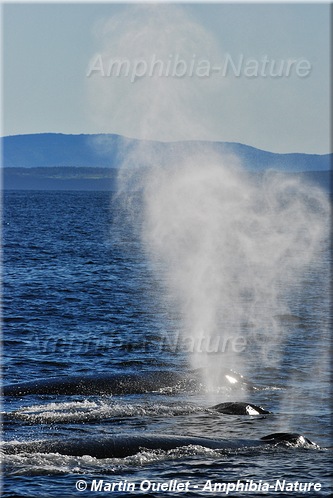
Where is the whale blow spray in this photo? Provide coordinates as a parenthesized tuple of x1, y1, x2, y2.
(87, 5, 329, 395)
(122, 145, 328, 393)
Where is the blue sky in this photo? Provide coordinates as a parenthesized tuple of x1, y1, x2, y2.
(2, 2, 331, 154)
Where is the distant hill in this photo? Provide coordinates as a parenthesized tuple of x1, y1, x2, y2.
(2, 133, 331, 190)
(2, 134, 122, 169)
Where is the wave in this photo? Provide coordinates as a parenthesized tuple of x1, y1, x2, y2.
(3, 399, 202, 424)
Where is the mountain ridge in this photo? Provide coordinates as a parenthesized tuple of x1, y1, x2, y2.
(2, 133, 331, 191)
(2, 133, 331, 172)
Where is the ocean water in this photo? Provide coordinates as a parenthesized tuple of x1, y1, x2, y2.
(2, 190, 332, 497)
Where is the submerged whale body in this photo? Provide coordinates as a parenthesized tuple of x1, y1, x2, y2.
(3, 369, 254, 397)
(3, 371, 188, 397)
(211, 402, 272, 415)
(2, 432, 318, 459)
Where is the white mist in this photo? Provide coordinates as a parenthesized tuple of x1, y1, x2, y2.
(136, 147, 329, 394)
(88, 5, 330, 398)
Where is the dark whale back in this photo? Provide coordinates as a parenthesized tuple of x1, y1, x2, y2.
(261, 433, 315, 446)
(2, 432, 318, 459)
(3, 371, 187, 397)
(212, 402, 272, 415)
(3, 369, 256, 397)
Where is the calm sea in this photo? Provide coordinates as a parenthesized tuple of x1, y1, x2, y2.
(2, 190, 332, 497)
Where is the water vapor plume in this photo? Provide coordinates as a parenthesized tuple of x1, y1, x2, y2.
(87, 5, 330, 397)
(86, 4, 222, 141)
(138, 148, 329, 393)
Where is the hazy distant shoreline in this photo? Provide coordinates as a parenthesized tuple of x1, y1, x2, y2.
(2, 133, 331, 191)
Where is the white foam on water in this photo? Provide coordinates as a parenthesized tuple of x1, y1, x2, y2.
(5, 399, 203, 424)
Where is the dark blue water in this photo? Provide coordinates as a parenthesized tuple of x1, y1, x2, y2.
(2, 190, 332, 497)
